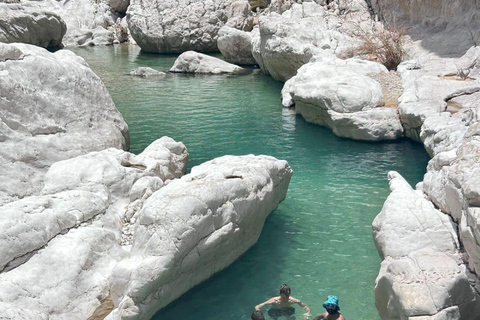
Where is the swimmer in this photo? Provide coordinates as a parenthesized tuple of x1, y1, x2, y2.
(255, 284, 311, 320)
(313, 295, 345, 320)
(251, 310, 266, 320)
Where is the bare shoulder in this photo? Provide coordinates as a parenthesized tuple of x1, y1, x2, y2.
(339, 315, 346, 320)
(289, 296, 301, 303)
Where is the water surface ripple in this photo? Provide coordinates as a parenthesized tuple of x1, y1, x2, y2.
(71, 45, 430, 320)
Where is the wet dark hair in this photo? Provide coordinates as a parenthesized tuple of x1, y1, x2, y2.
(251, 310, 265, 320)
(279, 284, 291, 296)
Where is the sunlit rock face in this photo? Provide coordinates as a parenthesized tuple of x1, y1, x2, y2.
(373, 171, 480, 320)
(282, 55, 403, 141)
(396, 59, 480, 151)
(126, 0, 254, 53)
(0, 140, 291, 320)
(0, 43, 129, 205)
(0, 137, 188, 320)
(169, 50, 246, 74)
(107, 155, 292, 320)
(251, 1, 368, 82)
(16, 0, 130, 46)
(0, 2, 66, 48)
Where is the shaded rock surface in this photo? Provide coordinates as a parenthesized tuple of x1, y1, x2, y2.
(0, 43, 129, 205)
(169, 51, 246, 74)
(282, 55, 403, 141)
(106, 154, 292, 320)
(372, 0, 480, 57)
(0, 137, 188, 320)
(0, 2, 66, 48)
(217, 25, 256, 65)
(126, 0, 254, 53)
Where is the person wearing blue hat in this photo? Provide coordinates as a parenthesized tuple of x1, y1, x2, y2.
(313, 295, 345, 320)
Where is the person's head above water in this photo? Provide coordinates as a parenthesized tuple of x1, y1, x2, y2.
(279, 284, 291, 298)
(322, 295, 340, 315)
(251, 310, 265, 320)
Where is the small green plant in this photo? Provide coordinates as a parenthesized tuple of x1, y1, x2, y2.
(354, 23, 407, 71)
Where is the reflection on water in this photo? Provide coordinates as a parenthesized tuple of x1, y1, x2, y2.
(70, 45, 431, 320)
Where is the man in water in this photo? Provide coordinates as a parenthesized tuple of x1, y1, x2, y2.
(251, 310, 266, 320)
(313, 295, 345, 320)
(255, 284, 311, 320)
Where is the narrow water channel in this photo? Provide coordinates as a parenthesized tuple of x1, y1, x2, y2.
(70, 44, 430, 320)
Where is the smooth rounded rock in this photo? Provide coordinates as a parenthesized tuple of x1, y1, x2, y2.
(107, 155, 293, 320)
(169, 51, 247, 74)
(0, 43, 129, 205)
(217, 26, 256, 65)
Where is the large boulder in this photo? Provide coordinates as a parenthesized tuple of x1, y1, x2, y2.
(373, 171, 480, 320)
(0, 43, 129, 205)
(252, 1, 362, 82)
(169, 51, 246, 74)
(26, 0, 127, 46)
(217, 25, 256, 65)
(282, 55, 403, 141)
(0, 137, 188, 320)
(107, 155, 292, 320)
(126, 0, 254, 53)
(0, 2, 66, 48)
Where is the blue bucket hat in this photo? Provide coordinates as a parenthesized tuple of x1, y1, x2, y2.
(322, 295, 340, 311)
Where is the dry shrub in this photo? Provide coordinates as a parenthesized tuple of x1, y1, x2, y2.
(355, 24, 407, 71)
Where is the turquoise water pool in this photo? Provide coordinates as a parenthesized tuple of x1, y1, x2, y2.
(71, 45, 430, 320)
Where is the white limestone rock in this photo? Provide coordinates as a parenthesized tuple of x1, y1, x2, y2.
(423, 122, 480, 218)
(42, 137, 188, 197)
(0, 137, 188, 320)
(415, 119, 480, 300)
(0, 226, 123, 320)
(282, 56, 403, 141)
(107, 155, 292, 320)
(126, 0, 254, 53)
(130, 67, 166, 77)
(28, 0, 125, 46)
(455, 46, 480, 80)
(372, 171, 480, 320)
(217, 26, 256, 65)
(70, 26, 115, 47)
(129, 176, 164, 202)
(0, 189, 109, 272)
(0, 2, 66, 48)
(251, 2, 362, 81)
(0, 43, 129, 205)
(420, 105, 479, 157)
(169, 51, 247, 74)
(397, 58, 480, 151)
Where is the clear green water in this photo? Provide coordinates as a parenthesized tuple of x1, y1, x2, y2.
(70, 45, 430, 320)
